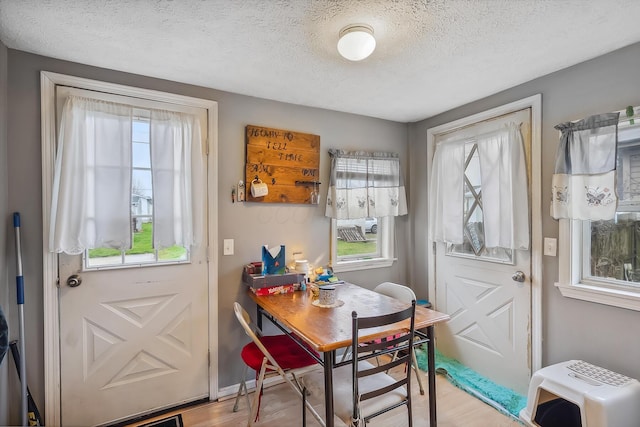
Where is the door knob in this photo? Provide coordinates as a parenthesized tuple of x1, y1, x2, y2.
(512, 271, 525, 283)
(67, 274, 82, 288)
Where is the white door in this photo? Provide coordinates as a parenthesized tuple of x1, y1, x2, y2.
(433, 108, 533, 395)
(58, 253, 209, 426)
(55, 87, 210, 426)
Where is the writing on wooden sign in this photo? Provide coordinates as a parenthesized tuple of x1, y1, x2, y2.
(245, 125, 321, 204)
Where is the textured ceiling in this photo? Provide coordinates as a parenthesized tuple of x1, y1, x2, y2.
(2, 0, 640, 122)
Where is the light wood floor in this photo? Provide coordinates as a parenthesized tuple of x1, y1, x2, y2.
(126, 368, 523, 427)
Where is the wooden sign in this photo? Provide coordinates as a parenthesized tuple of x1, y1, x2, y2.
(245, 125, 320, 204)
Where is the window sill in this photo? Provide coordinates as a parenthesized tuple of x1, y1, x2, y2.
(332, 258, 395, 273)
(555, 281, 640, 312)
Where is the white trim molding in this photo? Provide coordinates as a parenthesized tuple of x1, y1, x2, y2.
(40, 71, 219, 426)
(555, 281, 640, 311)
(426, 94, 543, 377)
(40, 71, 61, 427)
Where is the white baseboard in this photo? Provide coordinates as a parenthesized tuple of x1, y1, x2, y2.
(217, 375, 288, 401)
(217, 349, 347, 402)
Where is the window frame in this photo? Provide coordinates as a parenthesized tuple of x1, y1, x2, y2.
(556, 107, 640, 311)
(330, 216, 395, 272)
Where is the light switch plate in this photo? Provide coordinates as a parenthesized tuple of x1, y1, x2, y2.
(223, 239, 234, 255)
(544, 237, 557, 257)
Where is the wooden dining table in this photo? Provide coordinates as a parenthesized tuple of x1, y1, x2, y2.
(248, 282, 450, 427)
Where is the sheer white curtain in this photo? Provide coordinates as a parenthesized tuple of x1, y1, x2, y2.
(551, 112, 620, 220)
(50, 96, 132, 254)
(150, 110, 204, 249)
(477, 123, 529, 250)
(429, 123, 529, 250)
(428, 140, 465, 244)
(50, 95, 204, 254)
(325, 150, 407, 219)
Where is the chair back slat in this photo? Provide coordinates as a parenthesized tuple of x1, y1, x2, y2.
(356, 334, 410, 355)
(357, 355, 409, 378)
(355, 304, 414, 329)
(360, 377, 409, 401)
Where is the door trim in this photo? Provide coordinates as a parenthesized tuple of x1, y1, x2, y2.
(40, 71, 219, 427)
(426, 94, 542, 377)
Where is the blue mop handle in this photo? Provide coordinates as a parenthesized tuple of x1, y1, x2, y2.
(14, 213, 24, 305)
(13, 212, 27, 426)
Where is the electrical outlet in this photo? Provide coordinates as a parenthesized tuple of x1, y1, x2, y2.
(223, 239, 234, 255)
(544, 237, 557, 257)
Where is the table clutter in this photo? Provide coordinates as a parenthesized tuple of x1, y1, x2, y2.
(242, 262, 344, 295)
(242, 245, 344, 297)
(242, 263, 306, 295)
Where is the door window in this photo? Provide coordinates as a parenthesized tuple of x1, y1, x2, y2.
(448, 141, 513, 263)
(86, 116, 188, 268)
(52, 87, 206, 270)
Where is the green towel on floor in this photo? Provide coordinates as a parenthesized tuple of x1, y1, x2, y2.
(414, 346, 527, 420)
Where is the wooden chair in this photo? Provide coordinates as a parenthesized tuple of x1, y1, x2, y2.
(232, 302, 324, 426)
(305, 301, 416, 426)
(339, 282, 425, 395)
(373, 282, 426, 395)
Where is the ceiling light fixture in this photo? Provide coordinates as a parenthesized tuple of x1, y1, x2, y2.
(337, 24, 376, 61)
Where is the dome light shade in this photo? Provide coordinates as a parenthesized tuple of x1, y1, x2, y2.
(337, 25, 376, 61)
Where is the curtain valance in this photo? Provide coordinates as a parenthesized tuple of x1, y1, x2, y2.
(324, 149, 407, 219)
(551, 112, 620, 220)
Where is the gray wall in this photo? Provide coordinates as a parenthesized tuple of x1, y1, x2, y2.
(409, 42, 640, 378)
(0, 39, 10, 425)
(4, 49, 409, 420)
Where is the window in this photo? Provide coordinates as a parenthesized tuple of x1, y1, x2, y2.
(336, 217, 379, 260)
(447, 141, 513, 263)
(50, 86, 207, 270)
(326, 150, 406, 272)
(332, 216, 394, 271)
(85, 115, 188, 268)
(557, 107, 640, 311)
